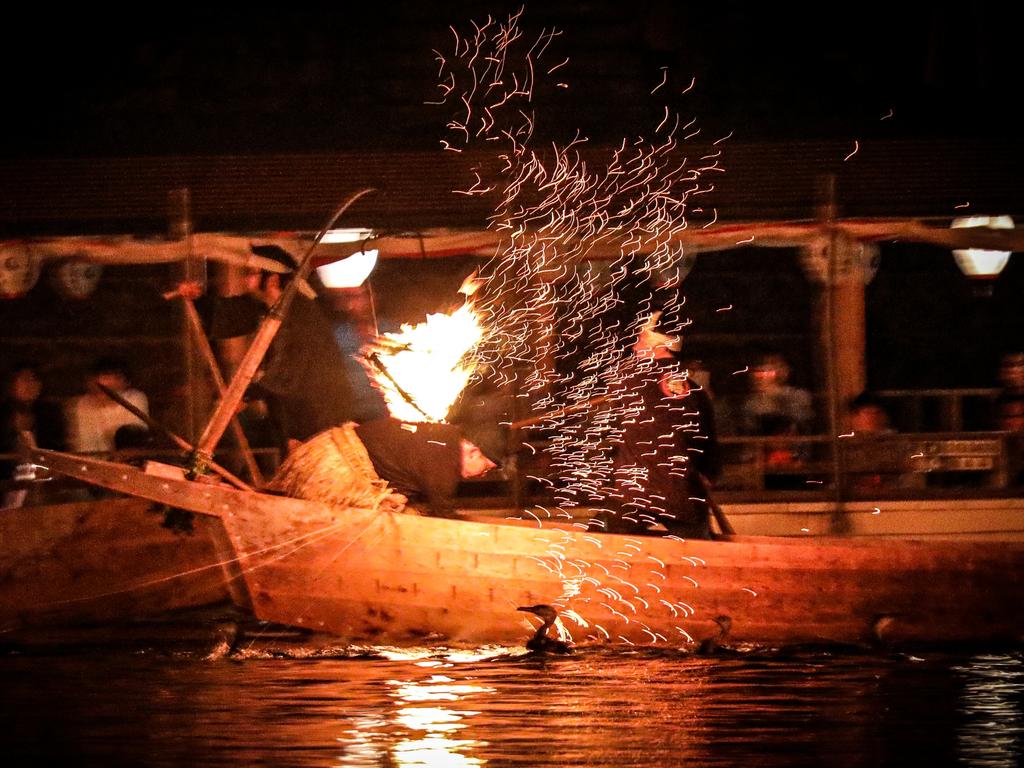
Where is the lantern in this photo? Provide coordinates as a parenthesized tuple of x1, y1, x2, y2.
(50, 259, 103, 300)
(951, 215, 1015, 278)
(0, 244, 42, 299)
(316, 249, 379, 289)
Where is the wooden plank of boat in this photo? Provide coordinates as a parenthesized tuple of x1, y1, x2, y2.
(33, 448, 1024, 649)
(0, 497, 234, 634)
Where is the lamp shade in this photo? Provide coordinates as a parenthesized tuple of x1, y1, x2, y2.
(0, 244, 42, 299)
(951, 215, 1014, 278)
(316, 249, 379, 288)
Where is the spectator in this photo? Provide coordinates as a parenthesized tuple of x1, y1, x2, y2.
(741, 353, 814, 436)
(1, 363, 67, 508)
(998, 352, 1024, 398)
(740, 353, 814, 488)
(848, 392, 895, 436)
(66, 357, 149, 453)
(843, 392, 912, 493)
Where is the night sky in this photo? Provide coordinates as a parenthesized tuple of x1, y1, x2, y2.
(2, 2, 1019, 157)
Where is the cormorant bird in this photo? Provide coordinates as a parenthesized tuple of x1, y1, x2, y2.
(696, 615, 733, 656)
(517, 604, 574, 654)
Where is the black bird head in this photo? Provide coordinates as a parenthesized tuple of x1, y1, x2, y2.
(517, 604, 559, 624)
(517, 604, 573, 654)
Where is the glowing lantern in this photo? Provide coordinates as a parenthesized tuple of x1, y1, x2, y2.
(316, 249, 378, 288)
(951, 215, 1014, 278)
(50, 259, 103, 300)
(0, 244, 42, 299)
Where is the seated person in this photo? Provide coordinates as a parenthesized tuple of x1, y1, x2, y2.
(843, 393, 911, 492)
(1, 363, 67, 509)
(741, 353, 814, 438)
(998, 352, 1024, 399)
(266, 416, 505, 518)
(848, 392, 894, 436)
(740, 354, 814, 488)
(66, 358, 149, 454)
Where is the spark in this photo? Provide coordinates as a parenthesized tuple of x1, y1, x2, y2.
(651, 67, 668, 94)
(438, 8, 721, 568)
(675, 627, 695, 642)
(844, 140, 860, 161)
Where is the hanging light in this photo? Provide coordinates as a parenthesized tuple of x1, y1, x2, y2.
(320, 228, 374, 244)
(316, 249, 379, 288)
(0, 243, 42, 299)
(951, 215, 1014, 278)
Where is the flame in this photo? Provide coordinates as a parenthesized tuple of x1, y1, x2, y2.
(362, 303, 484, 422)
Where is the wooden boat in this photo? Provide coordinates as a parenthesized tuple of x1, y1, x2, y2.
(33, 447, 1024, 649)
(0, 496, 239, 635)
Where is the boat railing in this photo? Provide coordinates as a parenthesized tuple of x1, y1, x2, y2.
(872, 388, 1001, 432)
(1, 446, 281, 507)
(484, 429, 1024, 508)
(6, 428, 1021, 510)
(714, 432, 1017, 495)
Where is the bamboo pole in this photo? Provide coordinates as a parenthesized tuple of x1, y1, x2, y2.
(179, 297, 264, 486)
(96, 383, 252, 492)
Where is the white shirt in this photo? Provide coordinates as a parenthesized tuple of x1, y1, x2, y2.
(67, 388, 149, 453)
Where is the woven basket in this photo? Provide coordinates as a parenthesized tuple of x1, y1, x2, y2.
(266, 424, 394, 511)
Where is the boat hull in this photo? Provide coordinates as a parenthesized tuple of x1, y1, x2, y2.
(0, 497, 235, 633)
(34, 449, 1024, 648)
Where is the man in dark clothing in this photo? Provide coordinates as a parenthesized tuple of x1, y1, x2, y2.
(176, 245, 370, 446)
(1, 363, 67, 506)
(267, 415, 503, 517)
(354, 417, 500, 518)
(594, 313, 721, 538)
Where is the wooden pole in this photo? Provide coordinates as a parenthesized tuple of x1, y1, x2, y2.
(180, 297, 265, 486)
(96, 383, 252, 492)
(189, 189, 375, 476)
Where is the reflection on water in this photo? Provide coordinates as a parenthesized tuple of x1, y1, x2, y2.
(2, 638, 1023, 767)
(956, 654, 1024, 767)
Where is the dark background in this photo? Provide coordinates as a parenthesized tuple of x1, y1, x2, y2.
(2, 2, 1018, 156)
(2, 2, 1021, 406)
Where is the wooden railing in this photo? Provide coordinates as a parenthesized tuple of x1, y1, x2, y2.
(715, 432, 1016, 495)
(873, 388, 1000, 432)
(6, 422, 1020, 511)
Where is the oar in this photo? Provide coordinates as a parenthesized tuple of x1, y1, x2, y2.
(698, 472, 735, 537)
(96, 383, 253, 492)
(189, 188, 376, 475)
(707, 495, 735, 537)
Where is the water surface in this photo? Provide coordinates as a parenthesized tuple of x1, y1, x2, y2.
(3, 630, 1022, 766)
